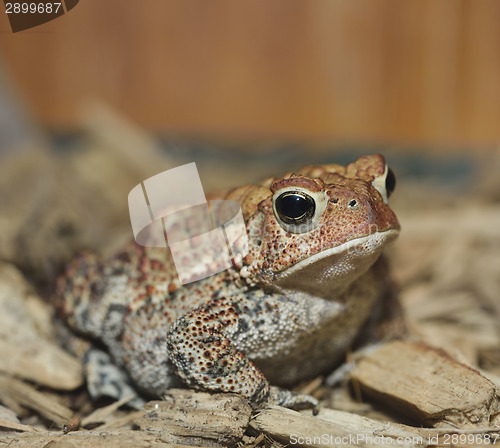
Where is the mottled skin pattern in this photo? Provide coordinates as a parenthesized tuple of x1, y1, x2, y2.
(56, 154, 402, 411)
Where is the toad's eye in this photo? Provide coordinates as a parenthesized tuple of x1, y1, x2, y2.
(385, 167, 396, 197)
(275, 191, 316, 225)
(372, 164, 396, 204)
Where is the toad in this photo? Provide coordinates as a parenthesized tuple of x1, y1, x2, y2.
(57, 154, 402, 411)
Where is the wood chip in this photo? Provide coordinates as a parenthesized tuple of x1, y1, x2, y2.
(0, 419, 40, 433)
(0, 263, 83, 390)
(0, 404, 19, 424)
(0, 376, 73, 427)
(350, 340, 500, 428)
(134, 389, 252, 447)
(253, 405, 500, 448)
(252, 405, 425, 448)
(81, 395, 139, 428)
(0, 429, 200, 448)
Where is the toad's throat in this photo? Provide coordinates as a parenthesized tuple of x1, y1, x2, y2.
(270, 230, 399, 299)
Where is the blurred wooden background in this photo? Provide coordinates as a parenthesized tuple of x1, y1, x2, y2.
(1, 0, 500, 146)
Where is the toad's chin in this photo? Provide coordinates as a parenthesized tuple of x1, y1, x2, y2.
(270, 229, 399, 299)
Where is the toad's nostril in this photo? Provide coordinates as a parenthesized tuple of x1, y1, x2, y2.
(348, 199, 358, 208)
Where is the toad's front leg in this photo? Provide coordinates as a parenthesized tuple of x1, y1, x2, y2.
(166, 296, 319, 411)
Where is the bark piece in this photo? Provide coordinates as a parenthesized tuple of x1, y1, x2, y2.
(0, 376, 73, 427)
(252, 405, 426, 448)
(80, 395, 140, 429)
(0, 429, 196, 448)
(0, 419, 39, 433)
(0, 263, 83, 390)
(350, 340, 500, 428)
(135, 389, 252, 447)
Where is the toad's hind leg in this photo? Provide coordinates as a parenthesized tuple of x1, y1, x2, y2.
(55, 319, 144, 408)
(84, 348, 145, 408)
(118, 306, 185, 398)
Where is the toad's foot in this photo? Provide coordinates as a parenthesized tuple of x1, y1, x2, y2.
(268, 386, 319, 414)
(84, 348, 145, 409)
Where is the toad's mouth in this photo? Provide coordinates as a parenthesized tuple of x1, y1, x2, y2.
(270, 229, 399, 299)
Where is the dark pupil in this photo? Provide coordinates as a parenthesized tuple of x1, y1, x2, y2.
(276, 192, 315, 224)
(386, 168, 396, 196)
